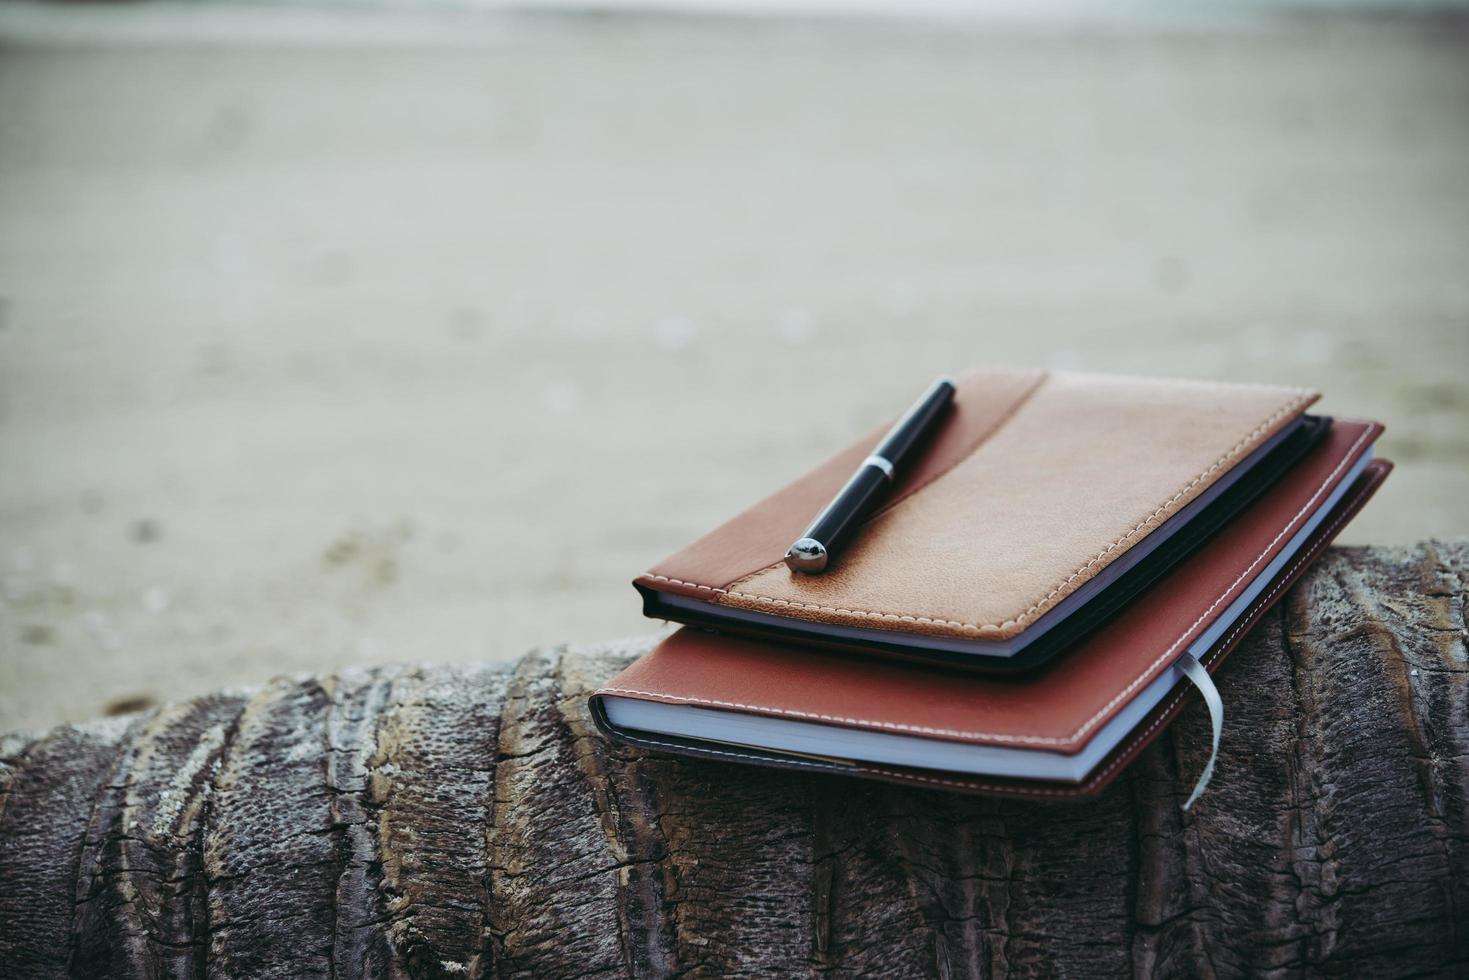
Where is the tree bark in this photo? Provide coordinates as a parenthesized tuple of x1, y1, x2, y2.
(1, 542, 1466, 979)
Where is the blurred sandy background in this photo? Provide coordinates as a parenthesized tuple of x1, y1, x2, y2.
(1, 2, 1466, 732)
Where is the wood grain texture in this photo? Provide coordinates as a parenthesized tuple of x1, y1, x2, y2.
(1, 542, 1465, 979)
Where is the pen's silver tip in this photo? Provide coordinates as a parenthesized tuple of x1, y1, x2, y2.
(785, 538, 829, 574)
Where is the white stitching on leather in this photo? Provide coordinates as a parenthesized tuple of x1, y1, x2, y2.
(648, 389, 1317, 633)
(608, 425, 1375, 746)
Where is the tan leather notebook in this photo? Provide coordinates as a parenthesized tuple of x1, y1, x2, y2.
(636, 369, 1326, 671)
(595, 419, 1389, 798)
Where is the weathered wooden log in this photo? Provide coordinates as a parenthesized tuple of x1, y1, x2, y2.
(1, 542, 1465, 979)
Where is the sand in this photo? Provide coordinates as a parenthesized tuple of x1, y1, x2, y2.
(1, 4, 1466, 732)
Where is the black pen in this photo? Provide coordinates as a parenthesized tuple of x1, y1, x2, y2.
(785, 376, 956, 574)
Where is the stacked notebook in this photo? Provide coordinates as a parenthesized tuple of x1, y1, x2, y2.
(591, 370, 1390, 800)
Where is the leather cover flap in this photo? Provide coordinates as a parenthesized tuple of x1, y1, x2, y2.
(639, 370, 1318, 642)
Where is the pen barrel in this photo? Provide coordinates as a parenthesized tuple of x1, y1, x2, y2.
(799, 465, 892, 558)
(875, 377, 956, 464)
(786, 376, 956, 573)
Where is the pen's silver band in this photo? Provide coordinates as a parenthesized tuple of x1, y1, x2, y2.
(862, 454, 895, 480)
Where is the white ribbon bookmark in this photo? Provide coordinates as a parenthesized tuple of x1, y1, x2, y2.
(1176, 655, 1223, 811)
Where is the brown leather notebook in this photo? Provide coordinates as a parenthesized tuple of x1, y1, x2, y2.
(595, 415, 1389, 797)
(634, 370, 1331, 671)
